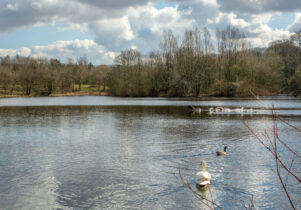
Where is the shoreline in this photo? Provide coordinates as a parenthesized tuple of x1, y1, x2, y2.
(0, 91, 110, 99)
(0, 93, 298, 99)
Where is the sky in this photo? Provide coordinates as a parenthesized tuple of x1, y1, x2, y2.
(0, 0, 300, 65)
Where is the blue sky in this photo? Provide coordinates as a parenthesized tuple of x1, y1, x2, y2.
(0, 0, 300, 64)
(0, 24, 93, 49)
(154, 0, 176, 9)
(268, 13, 296, 30)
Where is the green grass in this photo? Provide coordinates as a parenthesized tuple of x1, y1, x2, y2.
(0, 83, 111, 96)
(73, 84, 109, 92)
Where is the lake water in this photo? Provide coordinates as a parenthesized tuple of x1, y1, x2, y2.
(0, 96, 300, 209)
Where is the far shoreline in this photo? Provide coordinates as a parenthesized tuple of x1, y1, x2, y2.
(0, 92, 299, 99)
(0, 91, 110, 99)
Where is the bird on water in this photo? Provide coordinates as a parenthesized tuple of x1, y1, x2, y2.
(188, 105, 202, 114)
(216, 146, 227, 156)
(196, 160, 211, 187)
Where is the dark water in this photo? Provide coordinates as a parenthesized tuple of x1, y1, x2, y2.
(0, 97, 300, 209)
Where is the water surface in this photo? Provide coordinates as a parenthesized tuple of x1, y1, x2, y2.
(0, 97, 300, 209)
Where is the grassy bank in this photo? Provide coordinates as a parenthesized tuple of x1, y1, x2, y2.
(0, 84, 110, 98)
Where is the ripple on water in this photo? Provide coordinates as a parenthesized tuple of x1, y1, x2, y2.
(0, 100, 300, 209)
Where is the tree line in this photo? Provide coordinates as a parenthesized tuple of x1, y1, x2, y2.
(0, 25, 301, 97)
(110, 26, 301, 97)
(0, 56, 110, 96)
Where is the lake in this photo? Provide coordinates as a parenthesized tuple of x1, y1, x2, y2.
(0, 96, 300, 209)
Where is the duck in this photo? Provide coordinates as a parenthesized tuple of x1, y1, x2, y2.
(196, 160, 211, 187)
(216, 146, 227, 156)
(188, 106, 201, 114)
(208, 107, 214, 115)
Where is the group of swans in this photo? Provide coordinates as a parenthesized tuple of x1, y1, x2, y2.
(209, 106, 245, 115)
(189, 106, 254, 115)
(196, 146, 227, 188)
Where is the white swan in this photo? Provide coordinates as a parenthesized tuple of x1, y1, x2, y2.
(234, 107, 244, 113)
(196, 160, 211, 186)
(223, 107, 231, 113)
(215, 107, 224, 112)
(188, 106, 202, 114)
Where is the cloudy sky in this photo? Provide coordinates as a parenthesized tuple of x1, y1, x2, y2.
(0, 0, 300, 64)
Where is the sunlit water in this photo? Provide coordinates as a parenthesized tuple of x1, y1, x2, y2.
(0, 96, 300, 209)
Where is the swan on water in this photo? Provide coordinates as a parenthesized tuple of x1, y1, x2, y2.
(234, 107, 244, 113)
(188, 106, 201, 114)
(215, 107, 224, 112)
(196, 160, 211, 187)
(223, 107, 231, 113)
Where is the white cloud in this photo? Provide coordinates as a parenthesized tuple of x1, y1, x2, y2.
(88, 3, 195, 52)
(0, 0, 156, 33)
(6, 3, 19, 11)
(93, 16, 134, 40)
(0, 48, 31, 57)
(210, 12, 249, 28)
(207, 11, 291, 47)
(0, 0, 298, 63)
(32, 40, 117, 64)
(0, 40, 117, 65)
(74, 0, 156, 9)
(199, 0, 218, 7)
(216, 0, 301, 14)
